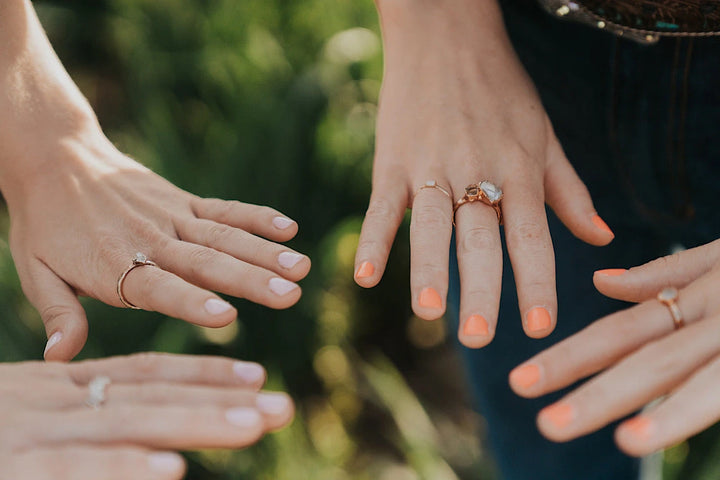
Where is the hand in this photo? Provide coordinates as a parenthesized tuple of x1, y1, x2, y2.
(354, 0, 614, 348)
(509, 239, 720, 456)
(0, 352, 294, 479)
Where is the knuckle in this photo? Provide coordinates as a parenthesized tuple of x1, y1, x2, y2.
(204, 223, 234, 246)
(412, 205, 451, 230)
(128, 352, 164, 376)
(366, 198, 401, 223)
(40, 304, 77, 326)
(357, 239, 388, 257)
(508, 221, 549, 245)
(459, 226, 498, 253)
(187, 247, 219, 277)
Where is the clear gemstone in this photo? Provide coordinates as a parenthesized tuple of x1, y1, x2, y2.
(134, 252, 147, 263)
(479, 181, 503, 203)
(657, 287, 678, 302)
(425, 180, 436, 187)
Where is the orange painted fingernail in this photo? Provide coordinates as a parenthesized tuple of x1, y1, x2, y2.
(418, 287, 443, 309)
(526, 307, 552, 332)
(592, 214, 615, 238)
(509, 363, 541, 389)
(621, 416, 655, 440)
(463, 315, 489, 336)
(540, 402, 575, 429)
(355, 261, 375, 279)
(595, 268, 627, 276)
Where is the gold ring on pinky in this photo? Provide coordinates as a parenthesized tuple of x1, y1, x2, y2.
(117, 252, 157, 310)
(657, 286, 685, 330)
(453, 181, 504, 226)
(414, 180, 451, 200)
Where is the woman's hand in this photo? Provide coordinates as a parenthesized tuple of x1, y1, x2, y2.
(0, 352, 293, 479)
(354, 0, 613, 348)
(509, 239, 720, 456)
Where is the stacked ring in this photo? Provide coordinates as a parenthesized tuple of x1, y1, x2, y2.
(453, 181, 504, 225)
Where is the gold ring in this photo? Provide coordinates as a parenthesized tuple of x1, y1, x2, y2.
(414, 180, 451, 200)
(657, 287, 684, 330)
(117, 252, 157, 309)
(452, 181, 503, 225)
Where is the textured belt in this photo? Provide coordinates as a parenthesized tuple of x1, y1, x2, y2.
(538, 0, 720, 44)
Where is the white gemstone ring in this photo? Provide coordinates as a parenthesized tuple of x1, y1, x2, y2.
(657, 286, 685, 330)
(85, 375, 111, 410)
(116, 252, 158, 310)
(414, 180, 451, 201)
(453, 181, 504, 226)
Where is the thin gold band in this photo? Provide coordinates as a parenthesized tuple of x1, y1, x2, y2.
(117, 253, 157, 310)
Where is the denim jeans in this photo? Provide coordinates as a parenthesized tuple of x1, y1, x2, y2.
(448, 1, 720, 479)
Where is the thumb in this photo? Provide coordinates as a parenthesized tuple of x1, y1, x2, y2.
(21, 260, 88, 361)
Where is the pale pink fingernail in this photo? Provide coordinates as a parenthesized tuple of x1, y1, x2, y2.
(44, 332, 62, 357)
(278, 252, 303, 269)
(273, 216, 295, 230)
(225, 407, 262, 427)
(256, 393, 291, 415)
(148, 452, 184, 473)
(204, 298, 234, 315)
(269, 277, 299, 296)
(233, 361, 265, 384)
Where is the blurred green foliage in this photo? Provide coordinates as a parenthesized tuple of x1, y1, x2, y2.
(0, 1, 717, 479)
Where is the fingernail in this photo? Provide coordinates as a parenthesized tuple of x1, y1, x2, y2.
(621, 416, 655, 440)
(269, 277, 299, 296)
(273, 216, 295, 230)
(225, 407, 262, 427)
(233, 361, 265, 384)
(44, 332, 62, 357)
(256, 393, 291, 415)
(278, 252, 304, 269)
(595, 268, 627, 277)
(592, 214, 615, 238)
(463, 315, 489, 336)
(418, 287, 443, 309)
(355, 261, 375, 279)
(204, 298, 234, 315)
(526, 307, 552, 332)
(540, 402, 575, 429)
(148, 452, 184, 473)
(510, 363, 541, 389)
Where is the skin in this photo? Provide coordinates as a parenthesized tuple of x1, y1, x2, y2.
(355, 0, 614, 348)
(0, 0, 310, 361)
(509, 239, 720, 456)
(0, 352, 294, 479)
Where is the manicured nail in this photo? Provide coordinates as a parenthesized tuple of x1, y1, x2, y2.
(273, 216, 295, 230)
(621, 416, 655, 440)
(355, 261, 375, 279)
(510, 363, 541, 389)
(44, 332, 62, 357)
(278, 252, 303, 269)
(256, 393, 291, 415)
(269, 277, 299, 296)
(540, 402, 575, 429)
(204, 298, 234, 315)
(526, 307, 552, 332)
(595, 268, 627, 277)
(225, 407, 262, 427)
(592, 214, 615, 238)
(463, 315, 489, 336)
(148, 452, 184, 473)
(233, 361, 265, 384)
(418, 287, 443, 309)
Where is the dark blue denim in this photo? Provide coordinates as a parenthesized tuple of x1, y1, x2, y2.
(448, 1, 720, 479)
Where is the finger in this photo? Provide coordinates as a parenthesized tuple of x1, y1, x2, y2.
(409, 185, 453, 320)
(535, 314, 720, 443)
(510, 272, 712, 398)
(544, 138, 614, 246)
(154, 241, 301, 309)
(175, 218, 310, 282)
(454, 199, 502, 348)
(69, 353, 266, 390)
(10, 446, 185, 480)
(615, 350, 720, 457)
(593, 239, 720, 303)
(354, 177, 408, 288)
(20, 259, 88, 362)
(502, 177, 557, 338)
(191, 197, 298, 242)
(119, 265, 238, 327)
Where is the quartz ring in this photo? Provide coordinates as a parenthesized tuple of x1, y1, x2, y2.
(452, 181, 504, 225)
(657, 287, 685, 330)
(117, 252, 158, 310)
(85, 375, 111, 410)
(414, 180, 451, 201)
